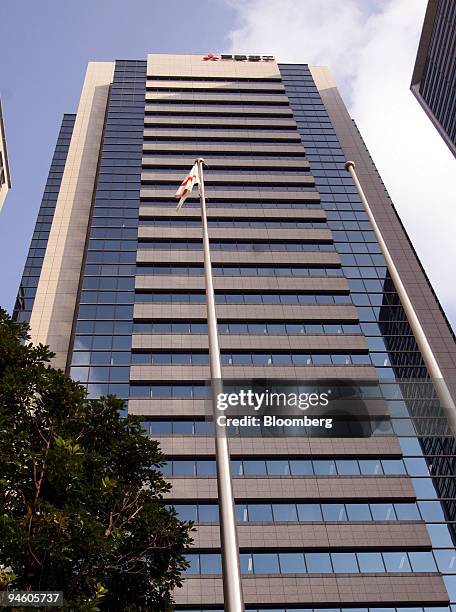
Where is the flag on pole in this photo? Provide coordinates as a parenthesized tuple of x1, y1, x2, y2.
(175, 162, 199, 210)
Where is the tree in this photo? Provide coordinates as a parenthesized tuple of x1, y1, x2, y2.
(0, 308, 193, 611)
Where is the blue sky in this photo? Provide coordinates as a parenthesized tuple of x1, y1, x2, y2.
(0, 0, 236, 312)
(1, 0, 455, 329)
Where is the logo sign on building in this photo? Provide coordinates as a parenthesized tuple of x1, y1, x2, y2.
(203, 54, 275, 62)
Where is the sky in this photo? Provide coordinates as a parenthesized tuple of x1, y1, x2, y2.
(0, 0, 455, 329)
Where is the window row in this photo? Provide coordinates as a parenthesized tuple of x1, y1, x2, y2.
(74, 321, 132, 335)
(132, 321, 361, 335)
(82, 277, 135, 291)
(72, 351, 130, 366)
(86, 252, 137, 265)
(145, 74, 279, 82)
(327, 210, 369, 221)
(78, 291, 356, 306)
(33, 222, 53, 232)
(140, 168, 310, 175)
(184, 549, 448, 575)
(301, 138, 340, 146)
(332, 230, 377, 243)
(134, 292, 352, 305)
(143, 185, 318, 194)
(328, 221, 373, 231)
(84, 264, 136, 277)
(73, 334, 131, 350)
(138, 200, 326, 209)
(93, 188, 140, 199)
(91, 217, 138, 228)
(145, 90, 288, 97)
(147, 89, 290, 97)
(141, 140, 303, 148)
(135, 265, 344, 277)
(81, 291, 134, 304)
(348, 277, 390, 292)
(95, 151, 142, 161)
(92, 205, 139, 217)
(138, 219, 327, 229)
(126, 385, 413, 404)
(88, 240, 137, 251)
(140, 424, 427, 454)
(130, 351, 371, 367)
(168, 500, 446, 524)
(307, 156, 346, 165)
(162, 457, 409, 477)
(146, 416, 358, 438)
(137, 241, 335, 252)
(70, 366, 130, 384)
(351, 294, 391, 309)
(97, 166, 141, 176)
(84, 382, 130, 400)
(90, 228, 137, 239)
(77, 305, 133, 320)
(338, 244, 388, 262)
(307, 148, 346, 156)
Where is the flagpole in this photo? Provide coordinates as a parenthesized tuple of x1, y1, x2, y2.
(345, 160, 456, 434)
(196, 158, 245, 612)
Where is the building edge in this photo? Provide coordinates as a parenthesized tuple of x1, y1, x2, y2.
(0, 97, 11, 210)
(27, 62, 114, 369)
(410, 0, 456, 156)
(309, 65, 456, 389)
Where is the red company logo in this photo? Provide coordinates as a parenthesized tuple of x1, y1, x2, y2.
(202, 53, 275, 62)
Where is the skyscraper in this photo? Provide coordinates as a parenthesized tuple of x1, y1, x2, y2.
(14, 54, 456, 610)
(0, 98, 11, 211)
(411, 0, 456, 155)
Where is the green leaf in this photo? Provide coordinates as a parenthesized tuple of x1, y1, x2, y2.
(0, 307, 192, 610)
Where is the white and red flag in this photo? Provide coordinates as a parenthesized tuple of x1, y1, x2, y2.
(175, 162, 199, 210)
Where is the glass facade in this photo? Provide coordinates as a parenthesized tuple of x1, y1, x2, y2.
(281, 63, 456, 589)
(411, 0, 456, 153)
(69, 60, 146, 409)
(281, 65, 411, 379)
(13, 114, 76, 322)
(16, 55, 456, 609)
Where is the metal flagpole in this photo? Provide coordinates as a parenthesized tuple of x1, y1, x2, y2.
(196, 157, 245, 612)
(345, 160, 456, 434)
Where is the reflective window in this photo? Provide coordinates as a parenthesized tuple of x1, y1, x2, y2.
(248, 504, 273, 522)
(371, 504, 396, 521)
(383, 552, 411, 573)
(345, 503, 372, 521)
(297, 503, 323, 521)
(332, 552, 359, 573)
(409, 551, 437, 572)
(394, 503, 421, 521)
(253, 553, 280, 574)
(279, 552, 306, 573)
(272, 503, 298, 522)
(322, 504, 347, 522)
(305, 552, 332, 573)
(199, 553, 222, 574)
(435, 550, 456, 574)
(357, 552, 385, 573)
(290, 459, 313, 475)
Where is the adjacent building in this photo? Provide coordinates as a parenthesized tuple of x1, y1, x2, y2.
(411, 0, 456, 155)
(14, 54, 456, 610)
(0, 98, 11, 210)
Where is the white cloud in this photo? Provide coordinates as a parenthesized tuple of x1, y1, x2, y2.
(225, 0, 456, 328)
